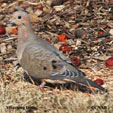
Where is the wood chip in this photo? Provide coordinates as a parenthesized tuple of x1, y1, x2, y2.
(0, 43, 6, 54)
(54, 5, 65, 11)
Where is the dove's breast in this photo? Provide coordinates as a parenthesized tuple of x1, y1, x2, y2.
(16, 42, 29, 63)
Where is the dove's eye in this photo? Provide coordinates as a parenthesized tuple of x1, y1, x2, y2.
(18, 16, 21, 19)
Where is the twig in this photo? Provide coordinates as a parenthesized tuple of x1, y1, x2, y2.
(1, 2, 17, 11)
(26, 1, 42, 5)
(4, 57, 17, 61)
(2, 37, 17, 42)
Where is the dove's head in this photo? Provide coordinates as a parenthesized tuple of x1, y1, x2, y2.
(7, 11, 30, 26)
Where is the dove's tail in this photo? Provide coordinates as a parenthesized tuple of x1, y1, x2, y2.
(79, 78, 107, 92)
(70, 69, 108, 92)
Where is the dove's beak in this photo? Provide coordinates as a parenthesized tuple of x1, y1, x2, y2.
(6, 19, 15, 24)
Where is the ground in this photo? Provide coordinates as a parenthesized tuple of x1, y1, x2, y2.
(0, 0, 113, 113)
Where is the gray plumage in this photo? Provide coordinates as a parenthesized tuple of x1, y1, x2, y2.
(9, 11, 107, 92)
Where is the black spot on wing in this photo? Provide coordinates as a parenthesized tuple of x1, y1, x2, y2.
(52, 65, 57, 69)
(43, 66, 47, 70)
(51, 60, 57, 63)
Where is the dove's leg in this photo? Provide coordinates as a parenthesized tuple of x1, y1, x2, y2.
(39, 80, 46, 87)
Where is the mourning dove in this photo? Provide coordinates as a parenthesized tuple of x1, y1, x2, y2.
(8, 11, 107, 92)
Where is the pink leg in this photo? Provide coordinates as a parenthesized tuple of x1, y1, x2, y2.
(37, 81, 46, 90)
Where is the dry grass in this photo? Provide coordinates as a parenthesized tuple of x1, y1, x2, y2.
(0, 68, 113, 113)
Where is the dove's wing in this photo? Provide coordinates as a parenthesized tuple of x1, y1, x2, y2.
(20, 40, 84, 79)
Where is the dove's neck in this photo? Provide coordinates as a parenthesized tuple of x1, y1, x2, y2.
(18, 23, 34, 43)
(17, 23, 35, 62)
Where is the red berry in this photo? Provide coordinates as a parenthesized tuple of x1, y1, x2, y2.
(70, 56, 81, 66)
(37, 4, 43, 11)
(58, 34, 67, 42)
(98, 31, 104, 35)
(106, 57, 113, 67)
(94, 79, 104, 86)
(0, 25, 6, 35)
(59, 44, 72, 53)
(12, 27, 18, 34)
(4, 74, 11, 80)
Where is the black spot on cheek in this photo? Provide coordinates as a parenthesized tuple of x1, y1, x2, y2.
(43, 66, 47, 70)
(52, 65, 57, 69)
